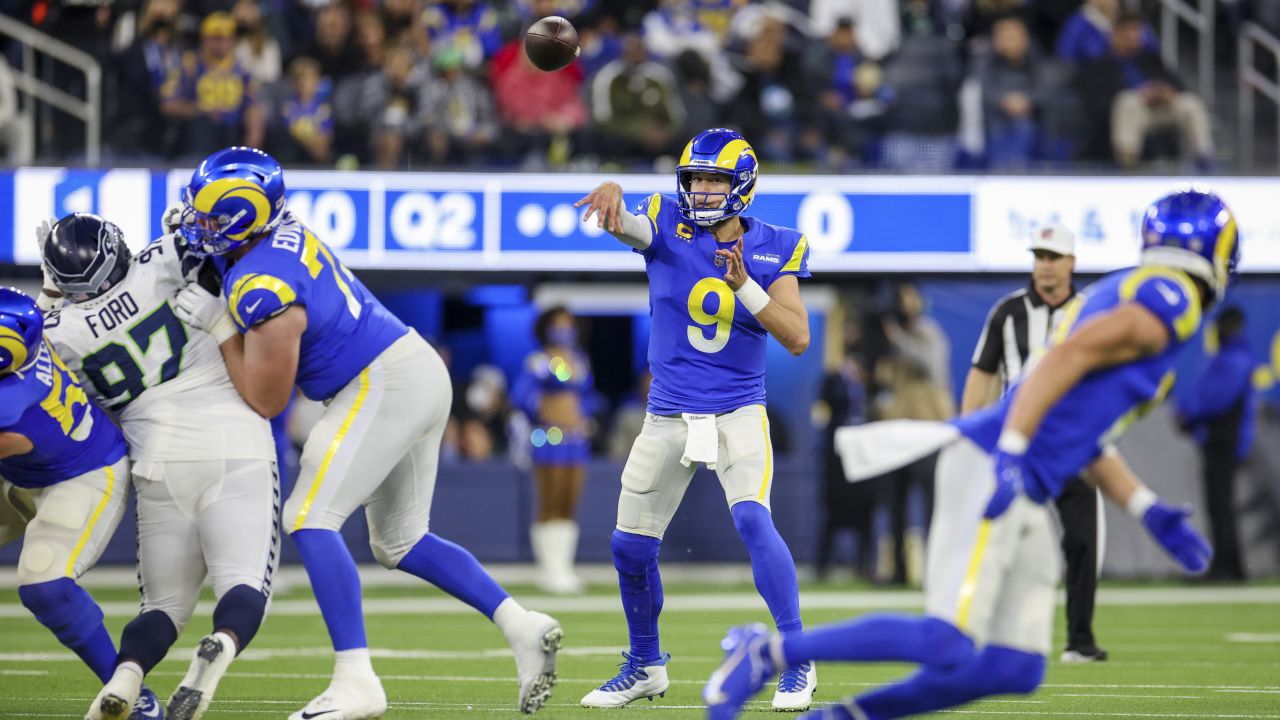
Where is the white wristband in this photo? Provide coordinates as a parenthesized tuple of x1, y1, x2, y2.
(997, 429, 1029, 455)
(734, 277, 771, 315)
(1126, 486, 1158, 519)
(209, 311, 238, 345)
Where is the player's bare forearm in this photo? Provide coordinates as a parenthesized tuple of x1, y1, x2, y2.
(960, 367, 999, 414)
(229, 306, 305, 418)
(758, 277, 809, 355)
(1085, 449, 1145, 508)
(1003, 304, 1170, 441)
(0, 431, 33, 459)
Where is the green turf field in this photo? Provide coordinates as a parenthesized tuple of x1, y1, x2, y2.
(2, 579, 1278, 719)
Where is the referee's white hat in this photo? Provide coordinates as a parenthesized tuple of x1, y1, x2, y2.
(1030, 223, 1075, 256)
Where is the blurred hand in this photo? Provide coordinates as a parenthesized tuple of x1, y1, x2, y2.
(574, 181, 625, 234)
(984, 449, 1026, 519)
(1142, 501, 1213, 573)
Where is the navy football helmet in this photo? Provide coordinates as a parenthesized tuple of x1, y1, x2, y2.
(40, 213, 132, 304)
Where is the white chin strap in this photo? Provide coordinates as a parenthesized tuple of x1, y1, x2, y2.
(1140, 247, 1222, 297)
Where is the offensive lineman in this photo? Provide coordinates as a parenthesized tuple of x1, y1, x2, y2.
(0, 288, 153, 717)
(574, 128, 816, 710)
(170, 146, 562, 719)
(702, 188, 1228, 719)
(37, 213, 279, 720)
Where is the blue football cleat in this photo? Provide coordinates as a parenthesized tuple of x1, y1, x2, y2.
(704, 624, 776, 719)
(130, 686, 163, 720)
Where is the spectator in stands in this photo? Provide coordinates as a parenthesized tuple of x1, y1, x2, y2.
(419, 47, 498, 166)
(808, 17, 888, 167)
(589, 32, 685, 165)
(269, 55, 333, 166)
(1078, 13, 1214, 168)
(491, 35, 588, 167)
(964, 0, 1030, 42)
(354, 10, 389, 72)
(979, 15, 1042, 168)
(111, 0, 183, 158)
(423, 0, 502, 71)
(1178, 307, 1256, 582)
(881, 3, 962, 171)
(574, 11, 624, 78)
(807, 0, 901, 61)
(643, 0, 743, 104)
(672, 49, 722, 143)
(1056, 0, 1157, 63)
(359, 42, 426, 169)
(726, 9, 813, 161)
(233, 0, 281, 85)
(298, 3, 365, 82)
(161, 12, 264, 158)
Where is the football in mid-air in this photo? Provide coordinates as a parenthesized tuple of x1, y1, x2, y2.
(524, 16, 580, 72)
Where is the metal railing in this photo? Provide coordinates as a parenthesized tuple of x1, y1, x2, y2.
(1158, 0, 1216, 111)
(0, 13, 102, 166)
(1239, 21, 1280, 171)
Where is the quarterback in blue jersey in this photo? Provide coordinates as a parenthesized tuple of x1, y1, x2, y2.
(0, 288, 164, 718)
(574, 128, 816, 711)
(703, 188, 1231, 720)
(171, 147, 562, 719)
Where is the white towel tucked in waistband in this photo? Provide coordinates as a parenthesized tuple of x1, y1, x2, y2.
(679, 413, 719, 470)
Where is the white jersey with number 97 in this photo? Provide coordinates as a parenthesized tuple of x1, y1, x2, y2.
(43, 234, 275, 464)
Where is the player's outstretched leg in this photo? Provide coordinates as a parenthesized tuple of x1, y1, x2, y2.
(289, 529, 387, 720)
(581, 530, 670, 708)
(704, 624, 777, 719)
(729, 501, 814, 711)
(393, 532, 562, 714)
(167, 585, 268, 720)
(18, 578, 117, 683)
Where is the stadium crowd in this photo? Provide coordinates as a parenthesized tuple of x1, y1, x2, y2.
(3, 0, 1271, 171)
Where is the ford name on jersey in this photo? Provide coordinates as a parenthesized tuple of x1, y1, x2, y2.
(952, 266, 1203, 502)
(46, 234, 274, 464)
(635, 193, 810, 415)
(0, 340, 126, 488)
(219, 212, 409, 401)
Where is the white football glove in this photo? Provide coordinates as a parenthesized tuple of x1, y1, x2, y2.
(174, 282, 237, 344)
(35, 219, 64, 312)
(162, 200, 187, 235)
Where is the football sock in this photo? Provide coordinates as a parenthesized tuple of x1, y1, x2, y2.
(856, 645, 1044, 719)
(610, 530, 663, 663)
(292, 529, 367, 651)
(731, 501, 803, 635)
(397, 533, 509, 619)
(118, 610, 178, 674)
(780, 615, 973, 668)
(212, 584, 268, 653)
(18, 578, 117, 682)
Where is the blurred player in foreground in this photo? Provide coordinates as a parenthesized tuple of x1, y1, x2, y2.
(575, 127, 816, 711)
(171, 146, 562, 719)
(0, 289, 149, 716)
(703, 187, 1231, 719)
(37, 213, 278, 720)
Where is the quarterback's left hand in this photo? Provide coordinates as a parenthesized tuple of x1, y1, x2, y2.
(1142, 501, 1213, 574)
(716, 237, 747, 291)
(175, 282, 237, 344)
(984, 449, 1025, 519)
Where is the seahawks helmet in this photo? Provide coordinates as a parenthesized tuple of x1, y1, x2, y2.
(1140, 188, 1240, 303)
(181, 146, 286, 256)
(676, 128, 758, 226)
(40, 213, 132, 304)
(0, 287, 43, 375)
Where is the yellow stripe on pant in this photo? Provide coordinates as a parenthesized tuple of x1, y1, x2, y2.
(64, 465, 115, 577)
(955, 518, 993, 630)
(293, 368, 371, 529)
(756, 405, 773, 500)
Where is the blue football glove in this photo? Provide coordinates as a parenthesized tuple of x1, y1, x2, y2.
(1142, 501, 1213, 574)
(984, 449, 1025, 519)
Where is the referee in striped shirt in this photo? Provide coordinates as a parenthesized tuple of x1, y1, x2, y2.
(961, 223, 1108, 663)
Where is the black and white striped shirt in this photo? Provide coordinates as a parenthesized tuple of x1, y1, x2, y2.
(971, 283, 1077, 390)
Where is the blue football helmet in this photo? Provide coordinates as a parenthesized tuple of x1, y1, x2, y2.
(40, 213, 132, 304)
(0, 287, 43, 376)
(676, 128, 758, 226)
(1140, 188, 1240, 303)
(180, 146, 286, 256)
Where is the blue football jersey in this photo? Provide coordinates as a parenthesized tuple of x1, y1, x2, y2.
(953, 266, 1203, 501)
(0, 341, 127, 489)
(219, 213, 409, 401)
(636, 193, 811, 414)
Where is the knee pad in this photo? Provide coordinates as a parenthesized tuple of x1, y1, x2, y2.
(119, 610, 179, 674)
(974, 646, 1046, 695)
(730, 501, 772, 545)
(213, 585, 268, 653)
(17, 540, 64, 585)
(610, 529, 661, 577)
(921, 616, 976, 670)
(18, 578, 105, 646)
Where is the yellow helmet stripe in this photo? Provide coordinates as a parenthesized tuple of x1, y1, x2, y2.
(229, 273, 296, 328)
(715, 139, 754, 169)
(0, 326, 29, 373)
(1214, 215, 1238, 281)
(192, 177, 272, 238)
(679, 141, 693, 167)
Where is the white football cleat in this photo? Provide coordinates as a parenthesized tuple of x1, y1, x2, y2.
(771, 662, 816, 712)
(91, 664, 143, 720)
(581, 652, 671, 708)
(506, 610, 563, 713)
(166, 633, 236, 720)
(287, 675, 387, 720)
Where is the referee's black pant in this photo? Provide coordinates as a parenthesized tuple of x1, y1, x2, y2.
(1056, 476, 1101, 651)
